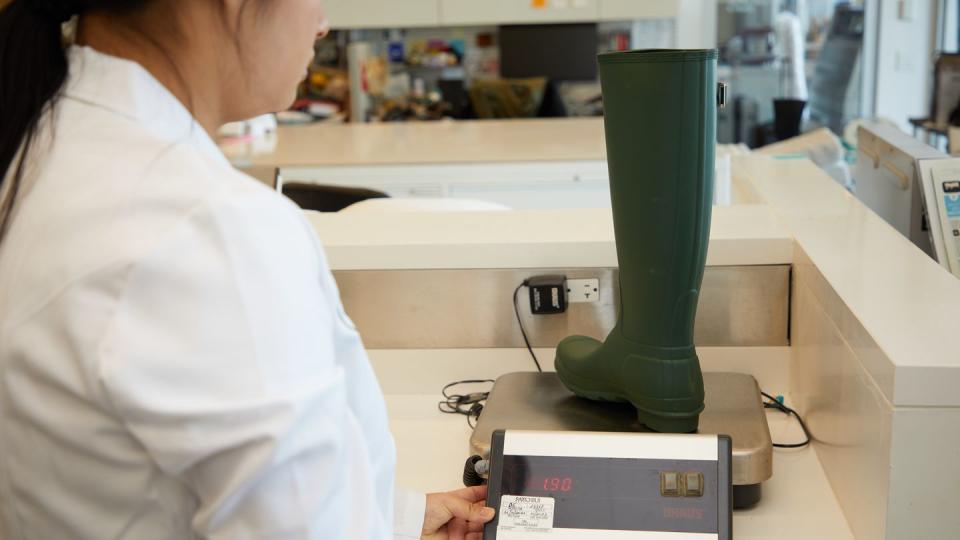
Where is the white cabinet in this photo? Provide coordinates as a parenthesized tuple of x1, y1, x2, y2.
(325, 0, 683, 29)
(277, 161, 612, 210)
(599, 0, 678, 20)
(326, 0, 439, 29)
(440, 0, 600, 26)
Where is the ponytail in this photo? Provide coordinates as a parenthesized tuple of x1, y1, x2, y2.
(0, 0, 76, 238)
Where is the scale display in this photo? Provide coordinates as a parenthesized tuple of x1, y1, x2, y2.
(500, 455, 718, 533)
(485, 430, 732, 540)
(938, 178, 960, 274)
(921, 161, 960, 278)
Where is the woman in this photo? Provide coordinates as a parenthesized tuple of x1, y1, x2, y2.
(0, 1, 494, 538)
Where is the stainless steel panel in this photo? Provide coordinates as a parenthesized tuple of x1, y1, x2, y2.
(333, 265, 790, 349)
(469, 372, 773, 486)
(697, 265, 791, 347)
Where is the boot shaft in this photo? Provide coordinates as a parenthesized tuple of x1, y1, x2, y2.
(598, 50, 718, 348)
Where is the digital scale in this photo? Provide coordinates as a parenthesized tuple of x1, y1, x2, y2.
(920, 160, 960, 278)
(470, 372, 773, 511)
(484, 430, 732, 539)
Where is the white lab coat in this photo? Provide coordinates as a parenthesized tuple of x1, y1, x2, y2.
(0, 46, 424, 539)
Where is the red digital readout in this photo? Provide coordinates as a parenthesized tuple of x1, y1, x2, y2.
(533, 477, 573, 492)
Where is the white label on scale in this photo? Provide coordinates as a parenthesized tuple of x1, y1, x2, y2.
(499, 495, 555, 532)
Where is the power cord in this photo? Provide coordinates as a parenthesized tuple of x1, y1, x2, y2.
(438, 379, 495, 429)
(513, 281, 543, 373)
(437, 281, 549, 429)
(761, 391, 813, 448)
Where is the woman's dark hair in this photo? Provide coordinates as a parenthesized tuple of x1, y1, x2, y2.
(0, 0, 149, 239)
(0, 0, 261, 240)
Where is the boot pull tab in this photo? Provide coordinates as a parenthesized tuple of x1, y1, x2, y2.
(717, 82, 728, 109)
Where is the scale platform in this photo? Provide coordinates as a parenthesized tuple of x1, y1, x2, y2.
(470, 371, 773, 509)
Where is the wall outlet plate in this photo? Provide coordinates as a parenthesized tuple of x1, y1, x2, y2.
(566, 278, 599, 303)
(898, 0, 915, 21)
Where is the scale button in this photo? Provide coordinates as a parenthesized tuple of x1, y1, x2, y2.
(684, 472, 704, 497)
(660, 472, 680, 496)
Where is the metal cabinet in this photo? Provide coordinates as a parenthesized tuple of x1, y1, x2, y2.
(326, 0, 439, 29)
(439, 0, 600, 26)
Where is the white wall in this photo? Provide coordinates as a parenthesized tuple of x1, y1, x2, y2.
(941, 0, 958, 52)
(867, 0, 939, 130)
(677, 0, 718, 49)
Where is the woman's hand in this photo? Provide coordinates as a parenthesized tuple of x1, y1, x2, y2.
(422, 485, 496, 540)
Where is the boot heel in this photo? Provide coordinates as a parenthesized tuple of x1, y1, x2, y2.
(638, 410, 700, 434)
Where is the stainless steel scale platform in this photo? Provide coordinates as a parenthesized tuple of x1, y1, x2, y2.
(470, 371, 773, 509)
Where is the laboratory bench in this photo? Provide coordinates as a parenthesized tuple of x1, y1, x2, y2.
(223, 118, 618, 209)
(223, 117, 608, 169)
(370, 348, 852, 540)
(302, 154, 960, 539)
(223, 118, 761, 209)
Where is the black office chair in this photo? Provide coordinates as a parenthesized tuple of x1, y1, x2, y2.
(537, 80, 568, 118)
(280, 181, 389, 213)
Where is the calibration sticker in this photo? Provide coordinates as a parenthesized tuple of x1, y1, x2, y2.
(498, 495, 555, 532)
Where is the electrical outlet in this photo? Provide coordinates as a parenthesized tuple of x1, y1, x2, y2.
(566, 278, 600, 303)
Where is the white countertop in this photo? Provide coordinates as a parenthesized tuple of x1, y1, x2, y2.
(225, 118, 751, 174)
(737, 156, 960, 407)
(309, 204, 793, 270)
(224, 118, 608, 168)
(370, 348, 854, 540)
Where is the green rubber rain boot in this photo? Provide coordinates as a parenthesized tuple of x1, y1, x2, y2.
(555, 49, 720, 434)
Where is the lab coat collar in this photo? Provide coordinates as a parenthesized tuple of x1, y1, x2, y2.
(64, 45, 229, 166)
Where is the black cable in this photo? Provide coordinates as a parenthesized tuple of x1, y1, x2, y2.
(438, 379, 495, 429)
(437, 280, 546, 429)
(513, 282, 543, 373)
(761, 391, 813, 449)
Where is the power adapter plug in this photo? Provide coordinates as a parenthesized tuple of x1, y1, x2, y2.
(526, 275, 567, 315)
